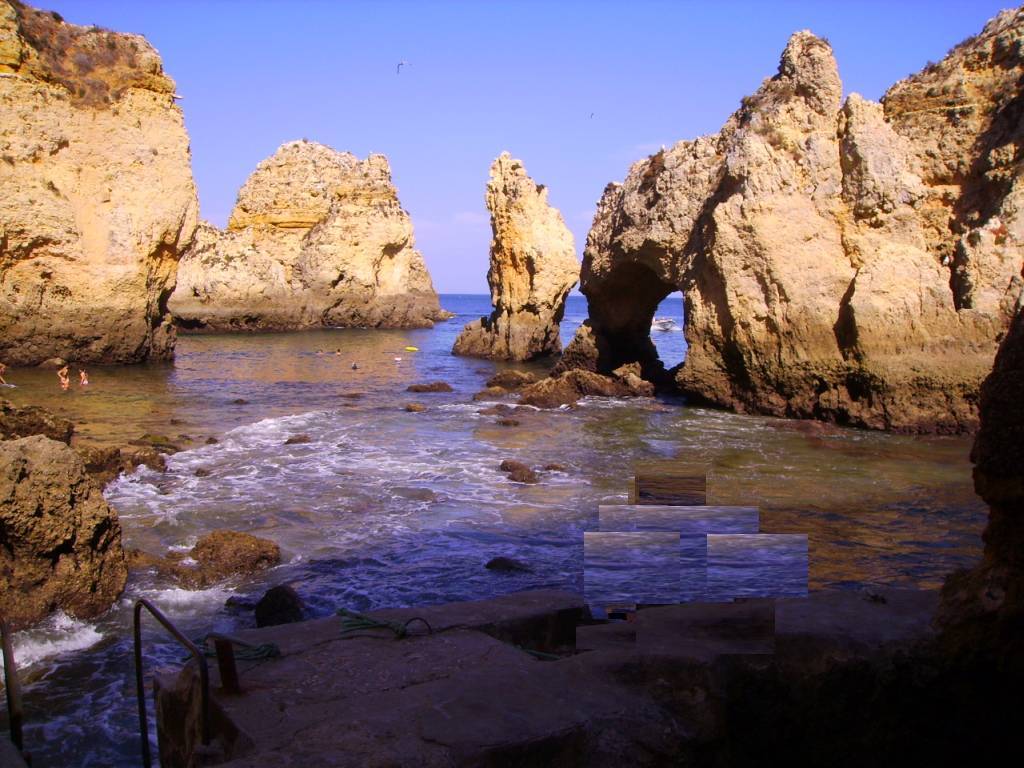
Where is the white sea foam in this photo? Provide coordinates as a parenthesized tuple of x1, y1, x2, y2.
(1, 613, 104, 671)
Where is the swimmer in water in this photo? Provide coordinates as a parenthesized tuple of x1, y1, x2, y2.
(0, 362, 7, 385)
(351, 362, 359, 370)
(57, 365, 70, 390)
(79, 369, 89, 386)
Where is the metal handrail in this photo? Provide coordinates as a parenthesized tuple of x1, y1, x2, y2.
(1, 618, 24, 755)
(133, 599, 210, 768)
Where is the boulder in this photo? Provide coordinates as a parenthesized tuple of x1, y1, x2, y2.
(404, 403, 426, 413)
(255, 584, 305, 627)
(130, 530, 281, 590)
(453, 153, 579, 361)
(284, 434, 311, 445)
(0, 398, 74, 442)
(0, 1, 198, 365)
(564, 11, 1024, 433)
(169, 142, 444, 331)
(0, 435, 127, 628)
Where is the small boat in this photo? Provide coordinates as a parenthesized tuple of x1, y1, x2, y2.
(651, 317, 677, 332)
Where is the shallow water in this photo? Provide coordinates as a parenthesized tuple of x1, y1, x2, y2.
(0, 295, 986, 766)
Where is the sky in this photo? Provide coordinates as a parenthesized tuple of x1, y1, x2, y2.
(47, 0, 1014, 293)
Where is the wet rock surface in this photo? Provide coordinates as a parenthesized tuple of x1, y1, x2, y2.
(128, 530, 281, 590)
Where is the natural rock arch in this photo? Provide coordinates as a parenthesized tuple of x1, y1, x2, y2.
(559, 13, 1024, 433)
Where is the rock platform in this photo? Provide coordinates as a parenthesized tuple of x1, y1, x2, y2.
(153, 586, 939, 767)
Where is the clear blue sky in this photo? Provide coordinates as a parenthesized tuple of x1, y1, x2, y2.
(48, 0, 1013, 293)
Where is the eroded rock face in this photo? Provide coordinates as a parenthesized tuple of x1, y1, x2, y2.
(567, 11, 1024, 433)
(937, 298, 1024, 660)
(453, 153, 579, 360)
(0, 1, 198, 365)
(170, 141, 444, 331)
(0, 435, 127, 628)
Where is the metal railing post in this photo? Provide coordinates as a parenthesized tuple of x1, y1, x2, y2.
(1, 618, 24, 754)
(133, 599, 210, 768)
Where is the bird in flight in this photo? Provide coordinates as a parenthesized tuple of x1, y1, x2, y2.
(397, 60, 409, 75)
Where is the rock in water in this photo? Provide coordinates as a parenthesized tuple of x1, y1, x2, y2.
(485, 556, 532, 573)
(453, 153, 579, 361)
(184, 530, 281, 588)
(169, 141, 444, 331)
(0, 2, 198, 365)
(563, 12, 1024, 433)
(255, 584, 305, 627)
(0, 435, 128, 628)
(0, 398, 74, 443)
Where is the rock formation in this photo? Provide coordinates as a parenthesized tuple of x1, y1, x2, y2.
(0, 435, 127, 628)
(938, 298, 1024, 661)
(0, 1, 198, 365)
(453, 153, 579, 360)
(169, 140, 445, 331)
(560, 10, 1024, 432)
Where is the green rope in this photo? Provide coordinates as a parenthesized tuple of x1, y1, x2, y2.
(336, 607, 433, 639)
(193, 635, 282, 661)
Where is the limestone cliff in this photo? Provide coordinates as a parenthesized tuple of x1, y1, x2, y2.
(453, 152, 579, 360)
(563, 10, 1024, 433)
(0, 1, 198, 364)
(169, 141, 444, 331)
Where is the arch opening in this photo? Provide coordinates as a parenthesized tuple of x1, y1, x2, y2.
(584, 261, 682, 386)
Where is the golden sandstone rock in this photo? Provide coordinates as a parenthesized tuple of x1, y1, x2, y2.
(0, 1, 198, 364)
(562, 14, 1024, 433)
(453, 152, 579, 361)
(169, 141, 445, 331)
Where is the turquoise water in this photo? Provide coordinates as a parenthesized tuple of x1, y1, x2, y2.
(0, 294, 985, 766)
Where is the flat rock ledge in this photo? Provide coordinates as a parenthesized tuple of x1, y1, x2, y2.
(149, 586, 1018, 767)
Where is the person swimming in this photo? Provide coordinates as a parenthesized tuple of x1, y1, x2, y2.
(79, 369, 89, 386)
(58, 365, 70, 391)
(0, 362, 7, 385)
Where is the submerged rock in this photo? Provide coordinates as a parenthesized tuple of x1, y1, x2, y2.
(499, 460, 539, 484)
(284, 434, 311, 445)
(453, 153, 579, 361)
(406, 381, 453, 393)
(0, 1, 198, 365)
(564, 11, 1024, 433)
(404, 402, 426, 413)
(485, 556, 532, 573)
(170, 141, 444, 331)
(0, 435, 127, 628)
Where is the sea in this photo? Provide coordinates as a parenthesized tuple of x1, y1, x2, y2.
(0, 294, 987, 766)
